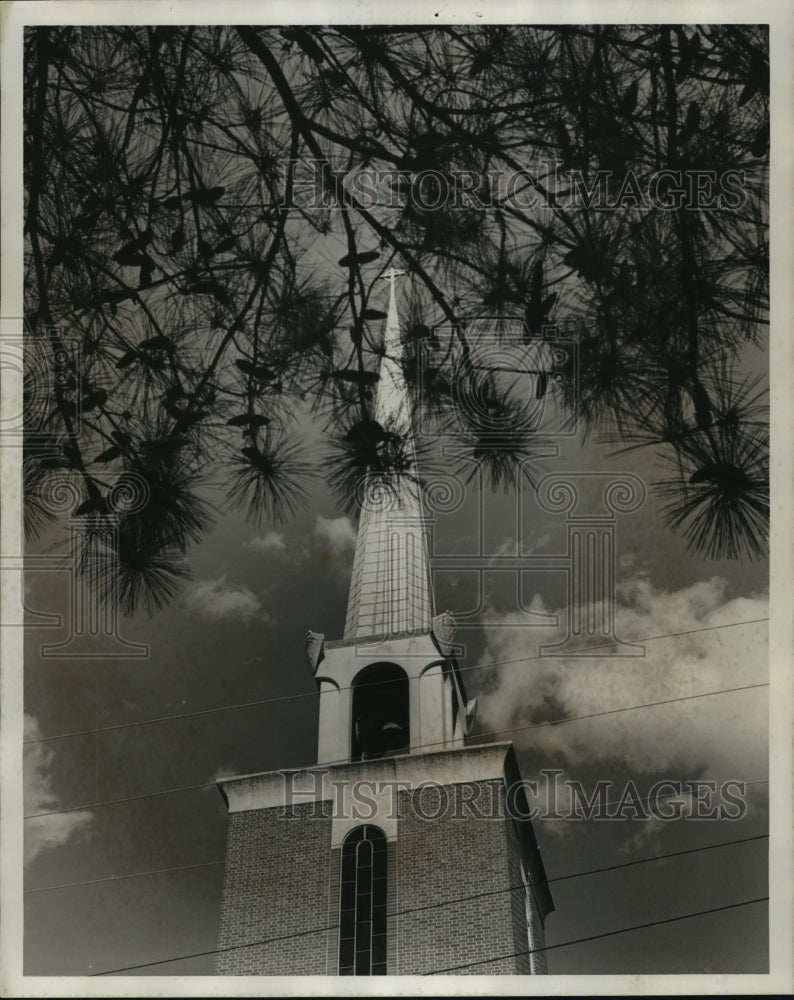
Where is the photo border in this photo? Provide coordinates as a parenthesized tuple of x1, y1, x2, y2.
(1, 1, 791, 995)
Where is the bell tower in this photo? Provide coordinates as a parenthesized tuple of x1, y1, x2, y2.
(308, 270, 476, 770)
(215, 272, 554, 976)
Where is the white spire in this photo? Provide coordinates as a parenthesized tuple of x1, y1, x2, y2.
(373, 269, 410, 435)
(343, 272, 434, 639)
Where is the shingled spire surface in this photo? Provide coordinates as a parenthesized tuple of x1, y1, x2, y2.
(343, 272, 434, 639)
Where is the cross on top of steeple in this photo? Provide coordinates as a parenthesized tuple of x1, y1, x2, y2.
(379, 267, 406, 287)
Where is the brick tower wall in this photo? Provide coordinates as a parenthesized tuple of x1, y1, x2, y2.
(215, 800, 334, 975)
(394, 779, 533, 976)
(215, 777, 545, 976)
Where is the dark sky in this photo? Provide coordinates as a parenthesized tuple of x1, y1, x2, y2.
(21, 360, 770, 979)
(7, 6, 787, 995)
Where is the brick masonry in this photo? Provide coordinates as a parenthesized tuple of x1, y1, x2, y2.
(215, 800, 334, 975)
(216, 777, 547, 975)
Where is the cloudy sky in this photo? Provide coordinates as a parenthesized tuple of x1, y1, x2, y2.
(8, 5, 789, 994)
(20, 367, 771, 979)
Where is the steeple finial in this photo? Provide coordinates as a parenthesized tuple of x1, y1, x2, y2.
(380, 267, 406, 287)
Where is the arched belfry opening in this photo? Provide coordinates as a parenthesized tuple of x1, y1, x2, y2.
(351, 662, 409, 761)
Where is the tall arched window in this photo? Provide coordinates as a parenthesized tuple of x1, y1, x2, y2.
(351, 662, 409, 761)
(339, 825, 388, 975)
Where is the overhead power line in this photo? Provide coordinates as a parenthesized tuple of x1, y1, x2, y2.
(24, 859, 226, 895)
(92, 891, 770, 976)
(424, 897, 769, 975)
(23, 681, 769, 820)
(86, 834, 769, 976)
(23, 616, 769, 746)
(24, 831, 767, 897)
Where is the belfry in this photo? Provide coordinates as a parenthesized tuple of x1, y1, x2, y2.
(215, 273, 553, 976)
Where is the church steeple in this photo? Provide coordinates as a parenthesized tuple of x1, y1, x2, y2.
(215, 267, 554, 977)
(302, 270, 476, 766)
(344, 270, 433, 639)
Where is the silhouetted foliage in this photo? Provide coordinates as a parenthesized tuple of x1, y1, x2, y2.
(24, 24, 769, 611)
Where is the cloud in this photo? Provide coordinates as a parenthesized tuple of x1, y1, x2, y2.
(24, 714, 92, 866)
(314, 516, 357, 557)
(494, 533, 551, 559)
(245, 531, 287, 554)
(183, 575, 263, 623)
(472, 576, 769, 817)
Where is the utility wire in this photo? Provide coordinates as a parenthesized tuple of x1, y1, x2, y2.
(24, 831, 767, 896)
(92, 890, 770, 976)
(544, 831, 767, 886)
(24, 616, 769, 746)
(468, 681, 768, 747)
(24, 859, 226, 894)
(423, 897, 769, 975)
(23, 681, 769, 819)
